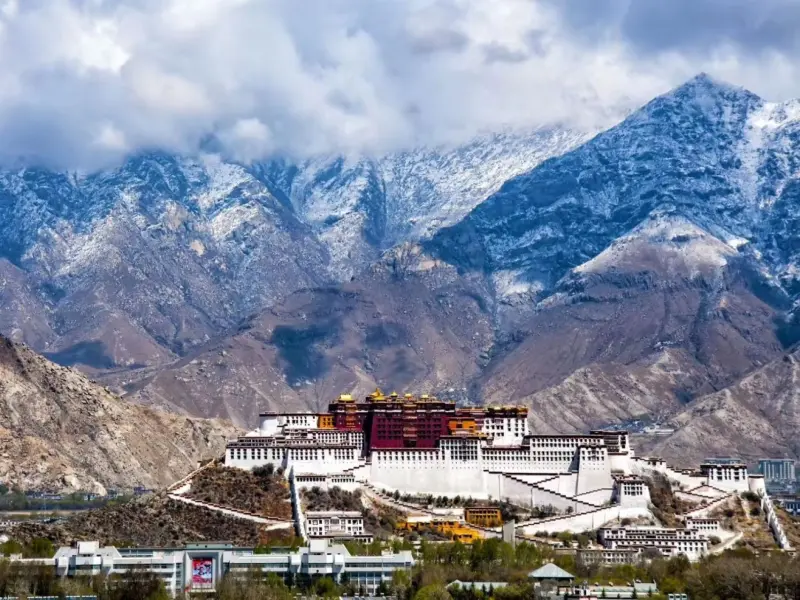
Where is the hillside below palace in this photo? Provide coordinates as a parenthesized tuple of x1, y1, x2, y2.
(225, 390, 766, 514)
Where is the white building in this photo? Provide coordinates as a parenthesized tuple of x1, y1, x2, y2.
(700, 463, 749, 492)
(684, 517, 721, 534)
(480, 413, 530, 446)
(577, 548, 641, 565)
(19, 539, 413, 597)
(258, 412, 321, 435)
(613, 475, 651, 507)
(306, 511, 370, 541)
(227, 406, 775, 529)
(599, 527, 709, 561)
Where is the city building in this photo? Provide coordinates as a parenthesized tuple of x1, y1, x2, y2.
(13, 539, 414, 597)
(305, 511, 371, 542)
(599, 527, 709, 561)
(586, 583, 658, 599)
(758, 459, 796, 482)
(464, 506, 503, 527)
(777, 496, 800, 515)
(577, 548, 641, 565)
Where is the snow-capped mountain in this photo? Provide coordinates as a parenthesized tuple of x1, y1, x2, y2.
(251, 128, 591, 278)
(430, 73, 800, 303)
(0, 130, 587, 365)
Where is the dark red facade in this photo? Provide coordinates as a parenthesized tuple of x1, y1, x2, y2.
(328, 391, 457, 449)
(327, 390, 529, 450)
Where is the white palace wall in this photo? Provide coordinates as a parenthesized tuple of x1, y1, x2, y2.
(575, 489, 614, 505)
(519, 505, 654, 535)
(511, 474, 568, 486)
(294, 474, 361, 493)
(369, 464, 488, 497)
(226, 445, 363, 474)
(367, 439, 620, 503)
(577, 446, 612, 495)
(489, 473, 599, 513)
(226, 426, 640, 511)
(533, 474, 580, 496)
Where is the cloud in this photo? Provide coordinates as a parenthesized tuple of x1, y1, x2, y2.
(0, 0, 799, 170)
(549, 0, 800, 57)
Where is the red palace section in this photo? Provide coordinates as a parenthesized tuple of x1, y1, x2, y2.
(325, 389, 527, 450)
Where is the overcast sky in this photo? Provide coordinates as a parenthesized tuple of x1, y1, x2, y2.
(1, 0, 798, 170)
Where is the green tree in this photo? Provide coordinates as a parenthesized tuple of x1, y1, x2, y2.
(414, 583, 453, 600)
(392, 568, 413, 600)
(0, 541, 22, 557)
(313, 576, 340, 597)
(376, 581, 392, 596)
(557, 532, 573, 547)
(27, 538, 54, 559)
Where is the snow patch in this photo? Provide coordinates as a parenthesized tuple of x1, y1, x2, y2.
(492, 269, 545, 300)
(575, 214, 735, 278)
(191, 154, 252, 212)
(207, 203, 261, 240)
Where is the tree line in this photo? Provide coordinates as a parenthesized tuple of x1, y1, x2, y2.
(0, 538, 799, 600)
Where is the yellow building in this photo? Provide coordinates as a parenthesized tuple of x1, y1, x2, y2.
(447, 417, 479, 435)
(396, 517, 482, 543)
(464, 506, 503, 528)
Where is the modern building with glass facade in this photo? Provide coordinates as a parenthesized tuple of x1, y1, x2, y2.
(758, 459, 796, 482)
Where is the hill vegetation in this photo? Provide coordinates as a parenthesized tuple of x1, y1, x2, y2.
(3, 493, 293, 547)
(185, 464, 292, 520)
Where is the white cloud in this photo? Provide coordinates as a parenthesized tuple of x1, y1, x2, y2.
(0, 0, 798, 169)
(93, 122, 128, 151)
(219, 118, 273, 162)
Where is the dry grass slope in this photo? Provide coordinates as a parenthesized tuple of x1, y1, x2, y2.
(710, 495, 776, 551)
(185, 465, 292, 520)
(6, 494, 273, 547)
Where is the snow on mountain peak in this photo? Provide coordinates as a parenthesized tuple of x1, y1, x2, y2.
(574, 213, 735, 277)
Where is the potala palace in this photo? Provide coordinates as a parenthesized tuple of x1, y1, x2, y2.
(225, 390, 768, 521)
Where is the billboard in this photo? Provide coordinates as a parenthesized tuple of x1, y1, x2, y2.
(191, 557, 213, 587)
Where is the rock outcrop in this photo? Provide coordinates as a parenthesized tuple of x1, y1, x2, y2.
(0, 336, 240, 492)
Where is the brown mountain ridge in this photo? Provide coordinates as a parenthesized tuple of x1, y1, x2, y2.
(0, 336, 239, 492)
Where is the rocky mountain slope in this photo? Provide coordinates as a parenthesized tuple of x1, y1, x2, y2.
(0, 335, 239, 492)
(641, 348, 800, 466)
(121, 255, 494, 424)
(481, 214, 786, 434)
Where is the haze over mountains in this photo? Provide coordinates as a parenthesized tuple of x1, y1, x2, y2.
(2, 73, 800, 462)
